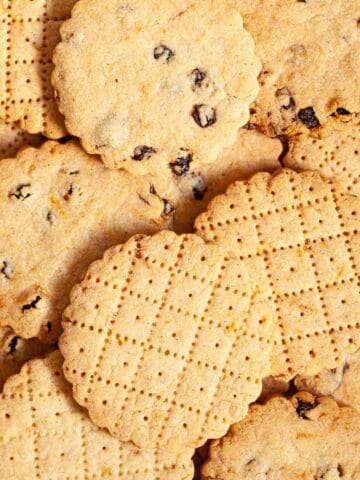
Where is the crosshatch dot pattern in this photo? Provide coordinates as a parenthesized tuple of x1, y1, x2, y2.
(194, 169, 360, 379)
(60, 231, 274, 451)
(285, 116, 360, 195)
(0, 351, 194, 480)
(0, 0, 77, 138)
(0, 120, 42, 160)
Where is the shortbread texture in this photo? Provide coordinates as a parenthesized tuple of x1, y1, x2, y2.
(0, 141, 167, 343)
(0, 326, 51, 391)
(195, 170, 360, 379)
(52, 0, 260, 175)
(0, 0, 77, 137)
(150, 129, 282, 233)
(60, 231, 274, 451)
(0, 120, 42, 160)
(285, 115, 360, 195)
(202, 393, 360, 479)
(295, 349, 360, 414)
(234, 0, 360, 136)
(0, 351, 194, 480)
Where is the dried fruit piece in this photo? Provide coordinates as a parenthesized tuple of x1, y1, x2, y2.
(132, 145, 156, 161)
(169, 150, 192, 177)
(202, 393, 360, 480)
(153, 44, 174, 63)
(52, 0, 260, 175)
(298, 107, 320, 129)
(192, 105, 217, 128)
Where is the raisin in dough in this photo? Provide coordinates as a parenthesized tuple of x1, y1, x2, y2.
(150, 129, 282, 233)
(52, 0, 260, 175)
(0, 141, 167, 343)
(202, 393, 360, 479)
(285, 115, 360, 195)
(295, 349, 360, 414)
(234, 0, 360, 136)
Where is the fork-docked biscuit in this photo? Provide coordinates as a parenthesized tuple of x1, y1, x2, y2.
(284, 115, 360, 195)
(195, 169, 360, 379)
(0, 351, 194, 480)
(0, 0, 77, 137)
(60, 231, 274, 451)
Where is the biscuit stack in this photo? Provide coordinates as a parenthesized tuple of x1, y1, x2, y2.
(0, 1, 359, 479)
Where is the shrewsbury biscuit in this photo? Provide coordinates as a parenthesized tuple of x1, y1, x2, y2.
(0, 141, 167, 343)
(52, 0, 260, 175)
(0, 0, 77, 137)
(0, 326, 51, 391)
(234, 0, 360, 136)
(0, 120, 42, 160)
(295, 349, 360, 413)
(0, 351, 194, 480)
(60, 231, 274, 451)
(285, 115, 360, 195)
(195, 170, 360, 379)
(151, 129, 282, 233)
(202, 392, 360, 479)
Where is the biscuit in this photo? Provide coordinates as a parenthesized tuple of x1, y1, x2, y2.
(0, 326, 51, 392)
(60, 231, 274, 451)
(0, 141, 167, 343)
(0, 120, 42, 160)
(233, 0, 360, 136)
(0, 0, 77, 137)
(295, 349, 360, 413)
(0, 351, 194, 480)
(202, 392, 360, 479)
(257, 376, 290, 403)
(195, 169, 360, 379)
(284, 115, 360, 195)
(150, 129, 282, 233)
(52, 0, 260, 175)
